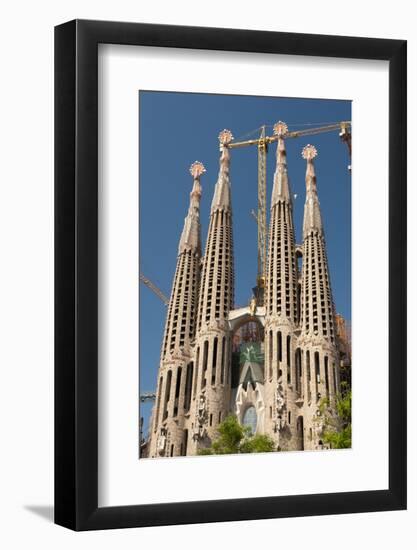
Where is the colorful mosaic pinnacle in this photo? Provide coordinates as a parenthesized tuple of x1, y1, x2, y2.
(218, 129, 233, 145)
(273, 121, 288, 137)
(189, 161, 206, 179)
(302, 143, 318, 160)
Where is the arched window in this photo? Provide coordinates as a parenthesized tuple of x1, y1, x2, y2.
(242, 406, 257, 434)
(183, 362, 193, 412)
(314, 351, 320, 398)
(295, 348, 302, 395)
(163, 370, 172, 420)
(211, 337, 218, 386)
(306, 351, 311, 402)
(287, 335, 291, 383)
(277, 331, 282, 362)
(297, 416, 304, 451)
(182, 430, 188, 456)
(324, 356, 329, 398)
(201, 340, 208, 389)
(154, 376, 163, 432)
(173, 366, 182, 417)
(220, 336, 226, 384)
(193, 346, 199, 398)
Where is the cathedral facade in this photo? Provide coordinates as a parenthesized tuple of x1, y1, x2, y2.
(147, 122, 341, 458)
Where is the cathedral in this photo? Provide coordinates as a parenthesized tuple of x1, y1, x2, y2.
(147, 121, 342, 458)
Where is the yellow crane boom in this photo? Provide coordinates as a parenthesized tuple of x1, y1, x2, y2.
(139, 275, 164, 405)
(140, 272, 169, 306)
(228, 122, 351, 149)
(257, 125, 268, 282)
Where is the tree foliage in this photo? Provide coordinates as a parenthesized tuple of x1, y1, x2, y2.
(198, 415, 275, 455)
(318, 383, 352, 449)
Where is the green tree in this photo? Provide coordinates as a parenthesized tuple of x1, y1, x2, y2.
(198, 415, 275, 455)
(318, 385, 352, 449)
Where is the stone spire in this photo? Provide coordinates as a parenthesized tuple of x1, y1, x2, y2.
(265, 122, 298, 323)
(300, 144, 335, 343)
(299, 144, 339, 421)
(161, 162, 204, 359)
(271, 121, 292, 205)
(148, 163, 205, 458)
(191, 129, 235, 453)
(197, 128, 234, 332)
(178, 161, 204, 254)
(211, 129, 233, 211)
(302, 144, 323, 237)
(263, 121, 300, 450)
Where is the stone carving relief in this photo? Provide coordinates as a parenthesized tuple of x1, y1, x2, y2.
(156, 427, 167, 456)
(193, 394, 208, 440)
(274, 382, 287, 432)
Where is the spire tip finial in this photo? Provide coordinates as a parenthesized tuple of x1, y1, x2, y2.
(302, 144, 318, 161)
(218, 129, 233, 145)
(189, 161, 206, 179)
(273, 121, 288, 137)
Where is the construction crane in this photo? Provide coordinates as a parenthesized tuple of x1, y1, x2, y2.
(228, 121, 351, 293)
(139, 122, 351, 400)
(140, 392, 156, 403)
(139, 274, 166, 403)
(140, 272, 169, 306)
(257, 125, 268, 281)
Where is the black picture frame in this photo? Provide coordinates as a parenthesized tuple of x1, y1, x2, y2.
(55, 19, 407, 531)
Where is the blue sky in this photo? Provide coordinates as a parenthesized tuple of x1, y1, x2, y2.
(139, 91, 351, 433)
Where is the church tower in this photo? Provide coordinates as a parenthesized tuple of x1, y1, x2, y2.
(146, 127, 345, 458)
(190, 130, 235, 453)
(149, 161, 205, 458)
(299, 144, 340, 450)
(264, 122, 301, 450)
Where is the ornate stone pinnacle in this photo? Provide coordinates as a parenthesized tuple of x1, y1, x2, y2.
(302, 144, 318, 160)
(218, 129, 233, 145)
(189, 161, 206, 179)
(273, 121, 288, 137)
